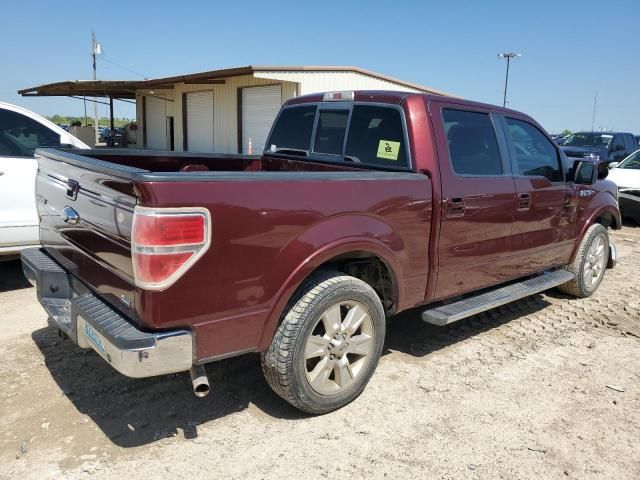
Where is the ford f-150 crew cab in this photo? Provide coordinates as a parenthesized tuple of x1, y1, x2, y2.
(22, 90, 621, 414)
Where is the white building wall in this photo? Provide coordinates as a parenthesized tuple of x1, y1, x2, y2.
(254, 71, 424, 95)
(136, 90, 174, 148)
(172, 76, 297, 153)
(132, 70, 438, 153)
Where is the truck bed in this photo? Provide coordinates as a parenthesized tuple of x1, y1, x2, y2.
(68, 148, 363, 174)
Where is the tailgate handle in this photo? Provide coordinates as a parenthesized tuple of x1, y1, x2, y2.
(66, 179, 80, 200)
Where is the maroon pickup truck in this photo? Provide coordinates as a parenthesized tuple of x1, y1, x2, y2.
(23, 91, 620, 414)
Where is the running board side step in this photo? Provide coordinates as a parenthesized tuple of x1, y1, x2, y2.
(422, 270, 575, 326)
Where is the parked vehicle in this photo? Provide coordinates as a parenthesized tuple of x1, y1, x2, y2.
(608, 149, 640, 223)
(0, 102, 88, 256)
(561, 131, 637, 166)
(635, 135, 640, 147)
(98, 126, 111, 143)
(22, 91, 620, 413)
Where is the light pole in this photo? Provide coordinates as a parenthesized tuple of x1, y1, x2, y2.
(497, 52, 521, 107)
(91, 30, 102, 145)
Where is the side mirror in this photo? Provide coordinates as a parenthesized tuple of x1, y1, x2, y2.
(571, 159, 598, 185)
(614, 144, 625, 151)
(608, 161, 619, 169)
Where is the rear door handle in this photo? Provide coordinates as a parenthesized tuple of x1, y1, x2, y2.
(517, 193, 531, 211)
(447, 197, 465, 217)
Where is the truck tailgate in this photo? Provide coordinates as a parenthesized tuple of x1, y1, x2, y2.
(35, 149, 141, 321)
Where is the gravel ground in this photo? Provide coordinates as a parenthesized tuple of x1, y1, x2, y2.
(1, 225, 639, 480)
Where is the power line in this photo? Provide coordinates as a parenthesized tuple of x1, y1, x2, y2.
(98, 55, 148, 79)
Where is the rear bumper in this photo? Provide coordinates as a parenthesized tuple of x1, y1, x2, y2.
(21, 248, 194, 378)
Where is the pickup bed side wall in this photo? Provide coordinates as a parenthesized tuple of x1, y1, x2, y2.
(134, 174, 432, 361)
(255, 217, 427, 351)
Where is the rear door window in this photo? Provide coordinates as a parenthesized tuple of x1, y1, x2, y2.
(345, 105, 407, 167)
(504, 117, 563, 182)
(442, 109, 503, 175)
(266, 105, 316, 155)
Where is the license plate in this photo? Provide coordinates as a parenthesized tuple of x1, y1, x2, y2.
(84, 323, 106, 354)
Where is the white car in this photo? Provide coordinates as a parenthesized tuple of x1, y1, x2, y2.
(0, 102, 88, 256)
(608, 149, 640, 223)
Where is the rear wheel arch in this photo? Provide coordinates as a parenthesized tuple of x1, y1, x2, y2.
(257, 244, 402, 351)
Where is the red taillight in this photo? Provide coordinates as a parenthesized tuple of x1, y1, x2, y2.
(132, 207, 211, 290)
(134, 214, 205, 246)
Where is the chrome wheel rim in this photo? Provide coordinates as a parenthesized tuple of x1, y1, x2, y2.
(583, 234, 607, 289)
(304, 301, 374, 395)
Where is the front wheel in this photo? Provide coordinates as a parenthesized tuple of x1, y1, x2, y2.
(261, 272, 386, 414)
(558, 223, 610, 298)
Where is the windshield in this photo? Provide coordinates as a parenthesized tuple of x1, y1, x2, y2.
(618, 151, 640, 169)
(564, 132, 613, 148)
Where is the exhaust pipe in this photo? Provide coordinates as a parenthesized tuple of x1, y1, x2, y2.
(189, 364, 210, 398)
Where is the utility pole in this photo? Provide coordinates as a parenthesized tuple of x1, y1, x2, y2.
(91, 30, 102, 146)
(497, 52, 522, 107)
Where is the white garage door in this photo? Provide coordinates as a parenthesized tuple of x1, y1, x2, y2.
(186, 91, 214, 152)
(241, 85, 282, 154)
(145, 96, 169, 150)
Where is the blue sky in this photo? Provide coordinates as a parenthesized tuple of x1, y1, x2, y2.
(2, 0, 638, 133)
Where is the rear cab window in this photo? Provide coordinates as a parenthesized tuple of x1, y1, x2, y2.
(266, 103, 410, 170)
(266, 105, 316, 156)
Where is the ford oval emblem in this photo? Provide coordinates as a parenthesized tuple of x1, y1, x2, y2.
(62, 206, 80, 225)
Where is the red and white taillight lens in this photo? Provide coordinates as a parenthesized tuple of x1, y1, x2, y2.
(131, 207, 211, 290)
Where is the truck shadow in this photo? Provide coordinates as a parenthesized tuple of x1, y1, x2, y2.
(32, 293, 552, 448)
(383, 294, 552, 358)
(0, 259, 32, 293)
(31, 326, 307, 448)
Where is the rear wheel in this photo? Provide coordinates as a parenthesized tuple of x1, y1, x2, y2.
(558, 223, 609, 298)
(261, 272, 385, 414)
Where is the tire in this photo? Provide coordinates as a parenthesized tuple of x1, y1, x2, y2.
(557, 223, 609, 298)
(261, 271, 386, 414)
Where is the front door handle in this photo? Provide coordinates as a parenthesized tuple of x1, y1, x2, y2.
(447, 197, 465, 217)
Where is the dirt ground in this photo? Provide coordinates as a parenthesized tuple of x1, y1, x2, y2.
(1, 225, 639, 480)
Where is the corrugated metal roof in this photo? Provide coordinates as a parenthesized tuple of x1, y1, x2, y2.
(19, 65, 453, 98)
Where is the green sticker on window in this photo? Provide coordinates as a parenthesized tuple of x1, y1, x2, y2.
(376, 140, 400, 161)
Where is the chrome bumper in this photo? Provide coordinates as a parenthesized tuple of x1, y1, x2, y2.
(21, 248, 193, 378)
